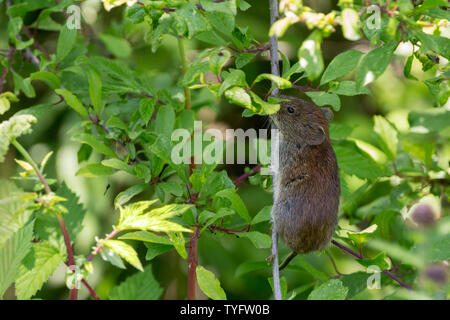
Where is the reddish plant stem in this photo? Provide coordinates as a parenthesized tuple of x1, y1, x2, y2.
(209, 224, 250, 234)
(233, 165, 262, 186)
(187, 227, 200, 300)
(331, 240, 413, 290)
(86, 229, 120, 263)
(81, 279, 101, 300)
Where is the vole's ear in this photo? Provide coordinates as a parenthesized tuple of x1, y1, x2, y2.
(320, 108, 333, 121)
(308, 125, 326, 146)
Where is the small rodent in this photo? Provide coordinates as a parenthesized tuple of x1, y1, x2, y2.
(270, 95, 340, 254)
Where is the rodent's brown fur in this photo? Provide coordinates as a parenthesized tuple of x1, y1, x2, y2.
(270, 95, 340, 253)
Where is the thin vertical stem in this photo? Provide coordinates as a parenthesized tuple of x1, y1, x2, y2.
(187, 227, 200, 300)
(269, 0, 282, 301)
(178, 37, 192, 110)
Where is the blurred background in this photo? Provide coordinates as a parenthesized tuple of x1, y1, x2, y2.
(0, 0, 445, 299)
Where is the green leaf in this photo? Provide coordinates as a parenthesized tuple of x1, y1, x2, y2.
(408, 108, 450, 132)
(204, 10, 235, 36)
(209, 49, 231, 75)
(0, 220, 34, 298)
(224, 87, 252, 108)
(340, 272, 370, 299)
(155, 105, 175, 139)
(253, 74, 291, 89)
(120, 231, 172, 245)
(219, 69, 248, 96)
(139, 98, 155, 125)
(98, 33, 132, 59)
(73, 133, 116, 158)
(308, 279, 348, 300)
(55, 89, 88, 117)
(102, 158, 135, 175)
(145, 243, 173, 261)
(196, 266, 227, 300)
(168, 232, 187, 259)
(298, 30, 324, 80)
(239, 232, 271, 249)
(15, 240, 66, 300)
(306, 91, 341, 111)
(251, 205, 272, 225)
(356, 252, 390, 270)
(368, 238, 425, 268)
(100, 248, 126, 269)
(355, 42, 397, 88)
(56, 183, 86, 241)
(215, 189, 251, 223)
(114, 184, 147, 209)
(12, 72, 35, 98)
(340, 8, 362, 41)
(235, 261, 269, 277)
(320, 50, 364, 86)
(117, 201, 192, 233)
(334, 140, 387, 179)
(289, 255, 329, 282)
(0, 180, 34, 246)
(373, 115, 398, 160)
(249, 92, 281, 115)
(328, 81, 371, 96)
(86, 66, 103, 115)
(109, 264, 163, 300)
(56, 24, 76, 62)
(75, 163, 114, 177)
(175, 3, 210, 38)
(29, 71, 61, 89)
(105, 239, 143, 271)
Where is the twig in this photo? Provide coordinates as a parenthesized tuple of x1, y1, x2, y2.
(81, 279, 101, 300)
(331, 240, 413, 290)
(269, 0, 282, 301)
(86, 229, 120, 263)
(233, 165, 262, 186)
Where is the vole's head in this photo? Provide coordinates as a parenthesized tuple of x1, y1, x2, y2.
(270, 95, 333, 146)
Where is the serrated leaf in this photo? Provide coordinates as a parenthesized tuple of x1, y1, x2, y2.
(120, 231, 172, 245)
(0, 220, 34, 298)
(109, 264, 163, 300)
(117, 201, 192, 233)
(15, 241, 66, 300)
(0, 180, 34, 246)
(196, 266, 227, 300)
(105, 239, 143, 271)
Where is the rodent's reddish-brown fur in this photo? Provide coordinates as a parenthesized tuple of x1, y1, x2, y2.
(270, 95, 340, 253)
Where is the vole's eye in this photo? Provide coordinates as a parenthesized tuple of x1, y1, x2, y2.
(287, 107, 295, 114)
